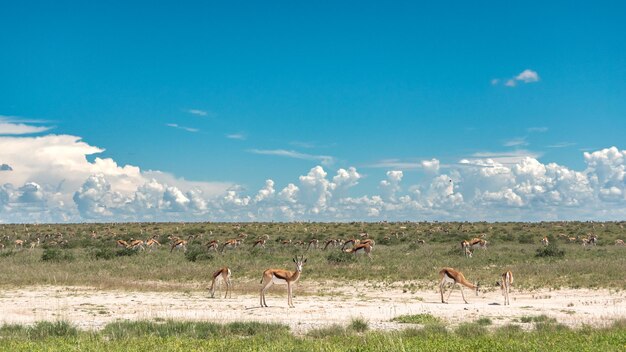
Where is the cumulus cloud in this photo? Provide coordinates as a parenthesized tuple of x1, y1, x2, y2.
(464, 150, 543, 165)
(515, 69, 540, 83)
(421, 159, 440, 173)
(255, 180, 275, 202)
(0, 133, 231, 222)
(495, 69, 540, 87)
(380, 171, 403, 201)
(2, 127, 626, 222)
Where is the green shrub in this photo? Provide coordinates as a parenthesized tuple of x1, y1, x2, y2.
(392, 314, 442, 325)
(476, 317, 492, 326)
(326, 251, 357, 264)
(454, 322, 488, 338)
(185, 245, 214, 262)
(41, 248, 74, 262)
(115, 247, 139, 257)
(520, 315, 554, 324)
(349, 318, 369, 333)
(28, 321, 78, 339)
(88, 246, 115, 260)
(518, 233, 535, 244)
(535, 243, 565, 258)
(0, 250, 16, 258)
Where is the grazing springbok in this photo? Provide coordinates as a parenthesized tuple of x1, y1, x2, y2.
(541, 237, 549, 246)
(323, 239, 340, 250)
(260, 256, 306, 308)
(438, 267, 480, 304)
(206, 240, 220, 252)
(209, 267, 232, 299)
(341, 238, 359, 251)
(306, 239, 319, 251)
(343, 243, 372, 259)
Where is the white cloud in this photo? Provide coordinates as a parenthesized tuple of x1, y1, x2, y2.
(380, 170, 403, 201)
(421, 159, 440, 173)
(465, 150, 543, 165)
(248, 149, 335, 166)
(515, 69, 540, 83)
(368, 158, 441, 173)
(0, 116, 51, 135)
(503, 137, 528, 147)
(332, 167, 361, 193)
(367, 159, 422, 169)
(547, 142, 576, 148)
(226, 133, 246, 140)
(255, 180, 275, 202)
(187, 109, 208, 116)
(2, 128, 626, 222)
(0, 133, 231, 222)
(278, 183, 299, 204)
(496, 69, 540, 88)
(166, 123, 199, 133)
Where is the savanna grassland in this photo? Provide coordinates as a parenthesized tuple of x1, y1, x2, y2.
(1, 221, 625, 289)
(1, 221, 625, 351)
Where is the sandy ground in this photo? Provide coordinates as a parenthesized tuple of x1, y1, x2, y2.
(1, 281, 624, 334)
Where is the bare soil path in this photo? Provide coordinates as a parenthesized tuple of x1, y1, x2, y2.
(1, 282, 624, 334)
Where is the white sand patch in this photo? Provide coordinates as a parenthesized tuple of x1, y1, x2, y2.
(0, 282, 624, 334)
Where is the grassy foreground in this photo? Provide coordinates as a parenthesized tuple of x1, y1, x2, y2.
(0, 319, 625, 352)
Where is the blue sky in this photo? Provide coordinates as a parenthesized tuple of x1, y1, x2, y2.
(1, 1, 625, 222)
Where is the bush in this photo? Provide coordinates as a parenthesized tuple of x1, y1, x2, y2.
(88, 246, 115, 260)
(115, 247, 139, 257)
(326, 251, 357, 264)
(0, 250, 16, 258)
(518, 233, 535, 244)
(349, 318, 369, 333)
(41, 248, 74, 262)
(535, 243, 565, 258)
(185, 245, 214, 262)
(28, 321, 78, 339)
(476, 317, 492, 326)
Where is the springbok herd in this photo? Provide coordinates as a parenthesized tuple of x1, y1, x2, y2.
(1, 222, 624, 307)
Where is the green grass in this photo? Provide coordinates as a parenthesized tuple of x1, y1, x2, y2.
(0, 320, 625, 351)
(349, 317, 369, 332)
(392, 313, 443, 325)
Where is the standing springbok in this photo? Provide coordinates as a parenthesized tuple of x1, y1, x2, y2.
(260, 256, 306, 308)
(209, 267, 232, 299)
(499, 270, 514, 305)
